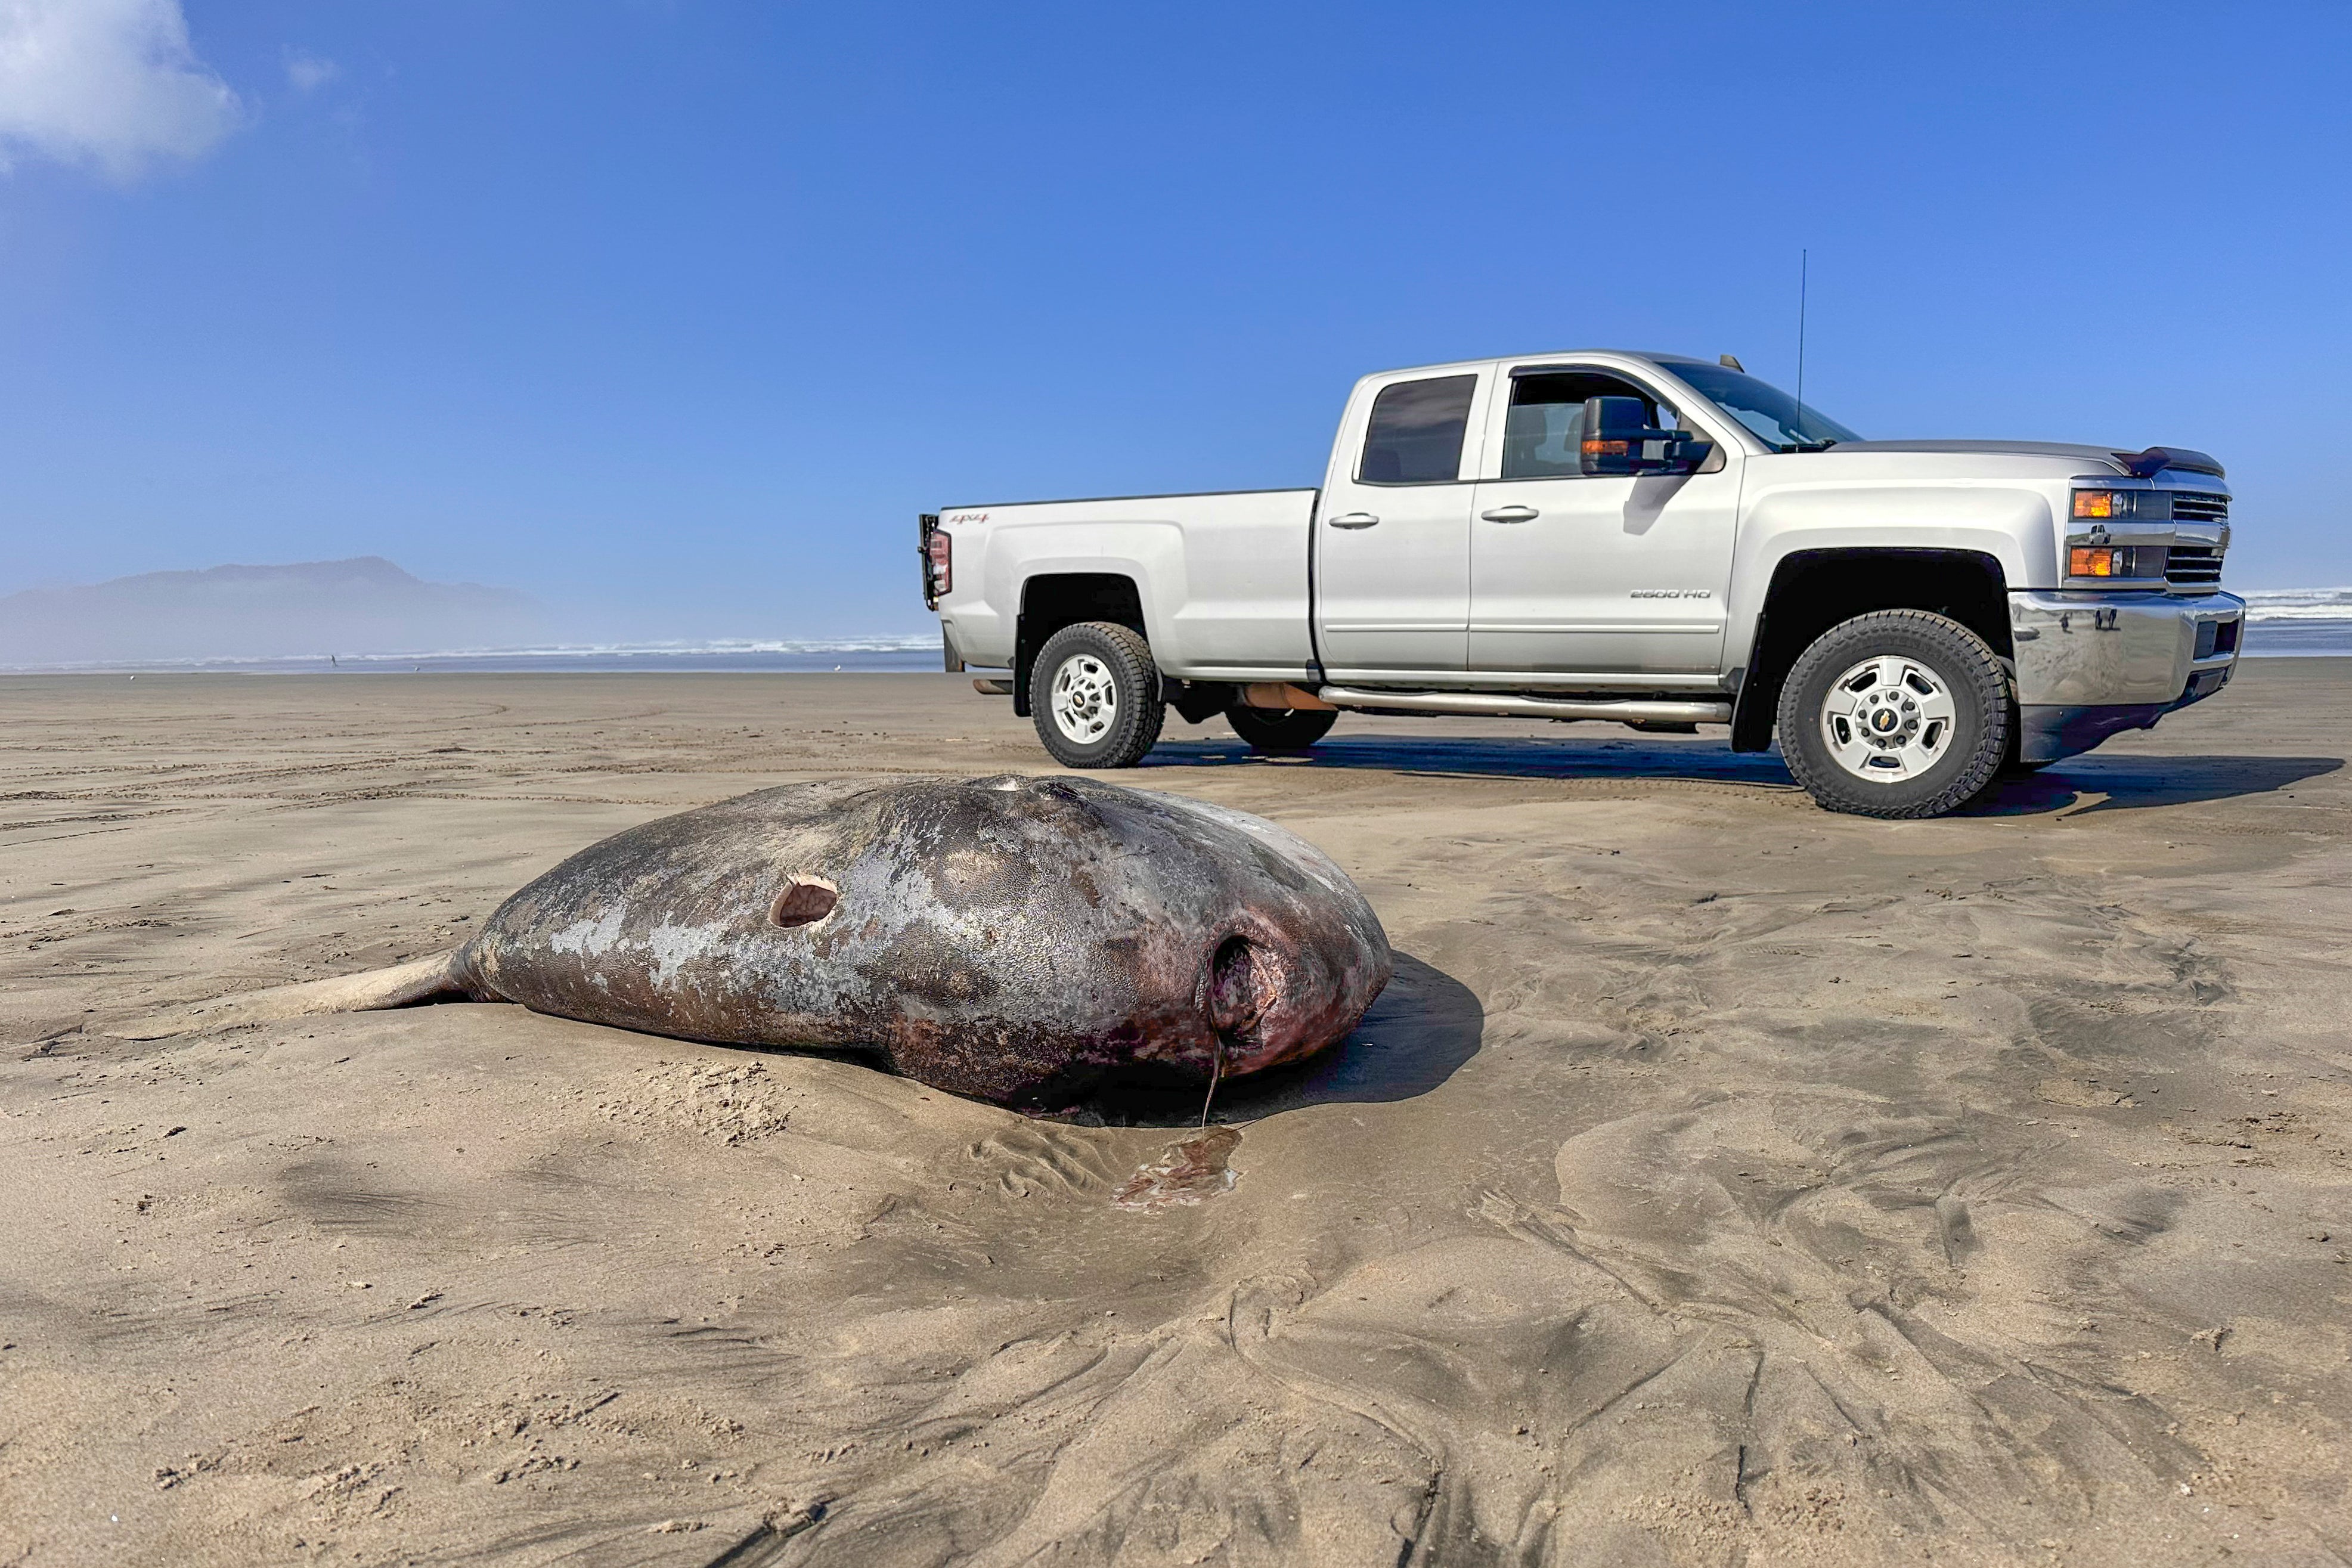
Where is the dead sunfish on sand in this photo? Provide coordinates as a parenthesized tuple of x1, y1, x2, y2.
(152, 775, 1392, 1106)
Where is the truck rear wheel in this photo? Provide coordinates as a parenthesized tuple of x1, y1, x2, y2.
(1776, 610, 2011, 819)
(1030, 621, 1165, 768)
(1225, 705, 1337, 753)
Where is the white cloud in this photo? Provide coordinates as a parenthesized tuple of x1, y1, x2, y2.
(0, 0, 241, 179)
(283, 47, 333, 94)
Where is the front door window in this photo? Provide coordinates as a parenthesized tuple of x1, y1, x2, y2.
(1502, 373, 1689, 478)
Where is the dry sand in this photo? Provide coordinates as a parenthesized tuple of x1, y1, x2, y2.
(3, 664, 2350, 1566)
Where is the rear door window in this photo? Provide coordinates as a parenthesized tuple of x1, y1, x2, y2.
(1358, 374, 1478, 485)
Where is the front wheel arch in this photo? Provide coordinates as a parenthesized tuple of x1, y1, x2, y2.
(1226, 705, 1337, 753)
(1731, 549, 2012, 753)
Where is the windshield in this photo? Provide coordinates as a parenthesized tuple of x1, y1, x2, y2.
(1664, 362, 1861, 451)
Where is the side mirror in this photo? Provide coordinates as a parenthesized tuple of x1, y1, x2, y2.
(1579, 396, 1713, 476)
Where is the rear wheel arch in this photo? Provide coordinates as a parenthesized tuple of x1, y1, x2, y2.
(1730, 549, 2012, 752)
(1014, 572, 1149, 717)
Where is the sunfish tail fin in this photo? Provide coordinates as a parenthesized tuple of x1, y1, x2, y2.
(129, 950, 469, 1039)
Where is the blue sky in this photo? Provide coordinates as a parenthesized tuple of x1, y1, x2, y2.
(3, 1, 2347, 640)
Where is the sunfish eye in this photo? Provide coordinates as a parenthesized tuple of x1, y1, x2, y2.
(770, 878, 839, 929)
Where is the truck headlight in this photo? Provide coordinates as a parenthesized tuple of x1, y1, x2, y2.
(2072, 489, 2171, 521)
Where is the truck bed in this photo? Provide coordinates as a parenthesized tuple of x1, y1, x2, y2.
(937, 488, 1319, 680)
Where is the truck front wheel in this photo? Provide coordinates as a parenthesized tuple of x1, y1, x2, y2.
(1225, 705, 1337, 753)
(1775, 610, 2012, 819)
(1030, 621, 1166, 768)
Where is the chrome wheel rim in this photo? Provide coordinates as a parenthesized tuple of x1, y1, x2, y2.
(1050, 654, 1118, 745)
(1819, 655, 1958, 783)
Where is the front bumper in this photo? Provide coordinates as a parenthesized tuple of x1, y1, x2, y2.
(2009, 590, 2243, 763)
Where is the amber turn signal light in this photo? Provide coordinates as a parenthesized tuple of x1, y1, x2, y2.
(2071, 546, 2123, 577)
(2074, 491, 2116, 518)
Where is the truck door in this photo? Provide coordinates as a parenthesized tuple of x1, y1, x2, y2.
(1467, 365, 1739, 680)
(1312, 370, 1486, 680)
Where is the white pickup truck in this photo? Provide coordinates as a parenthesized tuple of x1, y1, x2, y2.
(919, 351, 2243, 818)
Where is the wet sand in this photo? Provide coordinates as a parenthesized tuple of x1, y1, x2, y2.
(3, 664, 2350, 1566)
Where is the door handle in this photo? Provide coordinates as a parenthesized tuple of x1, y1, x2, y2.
(1327, 512, 1380, 529)
(1480, 504, 1540, 523)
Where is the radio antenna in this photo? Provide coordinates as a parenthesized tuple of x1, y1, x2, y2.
(1795, 248, 1809, 417)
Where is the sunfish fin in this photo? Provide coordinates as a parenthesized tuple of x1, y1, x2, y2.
(130, 950, 468, 1039)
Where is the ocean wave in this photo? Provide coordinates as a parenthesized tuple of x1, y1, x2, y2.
(0, 634, 945, 675)
(2239, 588, 2352, 621)
(322, 636, 946, 662)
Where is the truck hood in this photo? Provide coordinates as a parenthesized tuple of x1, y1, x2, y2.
(1825, 439, 2133, 470)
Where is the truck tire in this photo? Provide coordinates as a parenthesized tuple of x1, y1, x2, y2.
(1775, 610, 2011, 819)
(1225, 705, 1337, 753)
(1030, 621, 1165, 768)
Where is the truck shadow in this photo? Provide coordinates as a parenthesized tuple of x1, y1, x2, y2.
(1147, 735, 2341, 816)
(1964, 753, 2342, 816)
(1148, 733, 1795, 789)
(1079, 952, 1483, 1129)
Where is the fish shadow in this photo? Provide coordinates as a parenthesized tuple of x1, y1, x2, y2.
(1961, 753, 2341, 816)
(1079, 952, 1483, 1128)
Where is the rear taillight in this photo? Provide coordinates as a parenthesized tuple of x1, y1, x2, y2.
(926, 529, 952, 599)
(917, 513, 949, 609)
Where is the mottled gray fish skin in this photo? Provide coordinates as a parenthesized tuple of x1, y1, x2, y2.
(448, 775, 1391, 1105)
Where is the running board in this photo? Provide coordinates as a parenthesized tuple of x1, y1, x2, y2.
(1313, 687, 1733, 725)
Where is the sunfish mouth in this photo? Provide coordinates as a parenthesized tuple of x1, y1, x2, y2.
(1206, 932, 1283, 1065)
(1198, 925, 1363, 1079)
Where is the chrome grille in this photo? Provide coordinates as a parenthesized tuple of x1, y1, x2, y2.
(2166, 544, 2224, 587)
(2171, 491, 2230, 522)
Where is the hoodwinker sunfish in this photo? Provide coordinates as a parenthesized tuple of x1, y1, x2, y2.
(156, 776, 1392, 1107)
